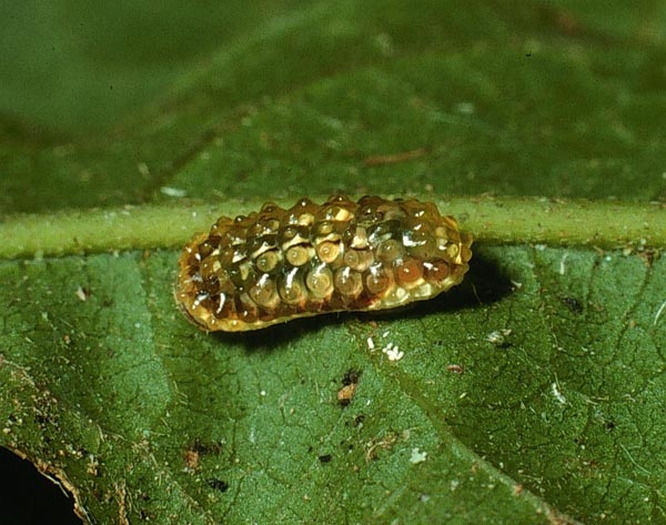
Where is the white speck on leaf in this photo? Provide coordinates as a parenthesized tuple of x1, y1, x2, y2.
(558, 252, 569, 275)
(137, 162, 150, 176)
(75, 286, 88, 301)
(455, 101, 475, 115)
(551, 381, 567, 405)
(382, 342, 404, 361)
(160, 186, 187, 198)
(410, 448, 427, 464)
(486, 329, 512, 346)
(654, 299, 666, 326)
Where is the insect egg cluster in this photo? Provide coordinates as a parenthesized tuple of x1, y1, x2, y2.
(176, 195, 472, 331)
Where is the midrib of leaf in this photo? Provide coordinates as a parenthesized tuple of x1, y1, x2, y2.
(0, 197, 663, 260)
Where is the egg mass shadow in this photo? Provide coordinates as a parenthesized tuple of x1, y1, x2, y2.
(210, 310, 347, 353)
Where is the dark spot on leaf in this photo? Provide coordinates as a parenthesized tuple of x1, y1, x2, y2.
(342, 368, 361, 386)
(318, 454, 333, 464)
(207, 478, 229, 492)
(190, 438, 223, 456)
(338, 368, 361, 406)
(561, 296, 583, 314)
(353, 414, 365, 427)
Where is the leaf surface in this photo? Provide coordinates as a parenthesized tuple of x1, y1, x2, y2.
(1, 1, 666, 523)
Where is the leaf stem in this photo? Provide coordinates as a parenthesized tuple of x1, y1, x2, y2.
(0, 196, 664, 259)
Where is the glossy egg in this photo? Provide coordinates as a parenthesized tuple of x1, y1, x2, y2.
(176, 195, 472, 331)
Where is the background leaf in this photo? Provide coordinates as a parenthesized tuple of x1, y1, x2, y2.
(1, 1, 666, 524)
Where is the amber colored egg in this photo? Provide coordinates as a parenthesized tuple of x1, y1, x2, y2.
(175, 195, 472, 331)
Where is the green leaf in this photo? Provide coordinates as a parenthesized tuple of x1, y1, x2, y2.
(2, 1, 666, 524)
